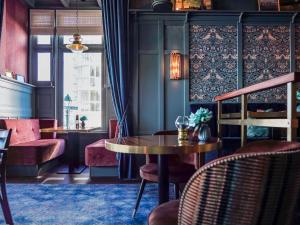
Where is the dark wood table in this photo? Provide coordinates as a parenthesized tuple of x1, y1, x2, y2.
(105, 135, 222, 204)
(40, 127, 99, 174)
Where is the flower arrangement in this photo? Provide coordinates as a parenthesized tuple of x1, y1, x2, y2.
(80, 116, 87, 122)
(189, 107, 213, 134)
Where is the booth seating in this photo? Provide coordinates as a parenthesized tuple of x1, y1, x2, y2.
(0, 119, 65, 177)
(85, 119, 118, 177)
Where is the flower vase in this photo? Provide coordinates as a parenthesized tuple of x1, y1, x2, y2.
(81, 121, 85, 129)
(198, 124, 211, 142)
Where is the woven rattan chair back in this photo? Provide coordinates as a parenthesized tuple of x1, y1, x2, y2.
(178, 150, 300, 225)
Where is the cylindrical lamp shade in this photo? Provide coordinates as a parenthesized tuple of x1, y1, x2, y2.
(170, 52, 181, 80)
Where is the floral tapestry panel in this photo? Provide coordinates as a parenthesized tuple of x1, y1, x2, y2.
(190, 25, 237, 102)
(243, 25, 290, 103)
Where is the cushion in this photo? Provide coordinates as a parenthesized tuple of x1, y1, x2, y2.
(7, 139, 65, 166)
(148, 200, 179, 225)
(140, 162, 195, 183)
(236, 140, 300, 154)
(109, 119, 118, 139)
(85, 139, 117, 167)
(0, 119, 41, 145)
(39, 119, 57, 139)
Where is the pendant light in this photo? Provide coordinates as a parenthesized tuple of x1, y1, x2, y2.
(66, 0, 88, 53)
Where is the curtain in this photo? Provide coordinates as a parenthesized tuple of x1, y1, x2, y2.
(0, 0, 3, 41)
(102, 0, 133, 179)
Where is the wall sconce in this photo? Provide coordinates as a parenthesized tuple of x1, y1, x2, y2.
(170, 52, 181, 80)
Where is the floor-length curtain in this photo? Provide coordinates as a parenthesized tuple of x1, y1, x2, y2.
(102, 0, 133, 179)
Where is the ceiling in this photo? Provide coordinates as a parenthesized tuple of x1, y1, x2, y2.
(22, 0, 101, 9)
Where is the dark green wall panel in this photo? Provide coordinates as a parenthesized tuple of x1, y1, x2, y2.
(138, 54, 160, 134)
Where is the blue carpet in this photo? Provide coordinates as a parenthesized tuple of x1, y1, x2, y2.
(0, 183, 174, 225)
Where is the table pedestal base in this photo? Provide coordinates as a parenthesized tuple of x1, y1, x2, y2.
(158, 155, 169, 204)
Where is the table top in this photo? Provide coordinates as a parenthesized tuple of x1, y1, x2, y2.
(105, 135, 221, 155)
(40, 127, 100, 134)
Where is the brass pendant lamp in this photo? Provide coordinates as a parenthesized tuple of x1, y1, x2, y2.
(66, 0, 88, 53)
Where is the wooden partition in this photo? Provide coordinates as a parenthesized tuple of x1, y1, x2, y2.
(215, 72, 300, 146)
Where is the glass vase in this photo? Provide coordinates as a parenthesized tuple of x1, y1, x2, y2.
(198, 123, 211, 142)
(175, 116, 189, 140)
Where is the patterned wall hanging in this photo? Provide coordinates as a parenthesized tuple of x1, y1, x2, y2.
(189, 25, 237, 102)
(243, 25, 290, 103)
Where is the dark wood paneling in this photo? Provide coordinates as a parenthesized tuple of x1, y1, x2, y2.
(36, 87, 55, 118)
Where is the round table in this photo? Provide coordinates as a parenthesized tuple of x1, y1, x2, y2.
(105, 135, 222, 204)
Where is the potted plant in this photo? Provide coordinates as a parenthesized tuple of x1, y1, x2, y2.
(189, 107, 213, 142)
(80, 116, 88, 129)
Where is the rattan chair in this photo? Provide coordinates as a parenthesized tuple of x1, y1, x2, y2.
(148, 140, 300, 225)
(0, 129, 13, 225)
(132, 130, 196, 218)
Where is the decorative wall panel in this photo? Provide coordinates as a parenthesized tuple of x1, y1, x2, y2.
(243, 25, 290, 103)
(295, 25, 300, 72)
(190, 25, 237, 102)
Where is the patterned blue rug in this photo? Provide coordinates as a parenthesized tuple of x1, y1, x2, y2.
(0, 183, 174, 225)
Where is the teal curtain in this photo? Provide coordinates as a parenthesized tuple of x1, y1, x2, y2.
(102, 0, 134, 179)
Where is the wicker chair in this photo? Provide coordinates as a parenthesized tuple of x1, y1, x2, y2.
(0, 129, 13, 225)
(132, 130, 196, 218)
(148, 140, 300, 225)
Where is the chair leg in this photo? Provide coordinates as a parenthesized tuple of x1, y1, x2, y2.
(132, 179, 147, 218)
(174, 183, 180, 199)
(0, 170, 13, 225)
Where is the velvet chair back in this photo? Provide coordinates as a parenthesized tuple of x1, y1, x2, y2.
(178, 145, 300, 225)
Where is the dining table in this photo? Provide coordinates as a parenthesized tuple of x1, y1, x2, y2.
(40, 126, 100, 174)
(105, 135, 222, 204)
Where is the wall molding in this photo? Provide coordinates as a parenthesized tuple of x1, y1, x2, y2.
(0, 77, 35, 118)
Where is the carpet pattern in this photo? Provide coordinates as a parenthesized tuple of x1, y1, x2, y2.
(0, 184, 174, 225)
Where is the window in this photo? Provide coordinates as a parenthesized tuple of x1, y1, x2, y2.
(37, 35, 51, 45)
(37, 53, 51, 81)
(33, 35, 53, 84)
(30, 10, 110, 130)
(63, 52, 104, 128)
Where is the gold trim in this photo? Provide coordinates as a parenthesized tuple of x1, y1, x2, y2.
(105, 135, 222, 155)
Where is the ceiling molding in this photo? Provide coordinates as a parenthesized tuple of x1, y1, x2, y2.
(22, 0, 35, 7)
(60, 0, 70, 7)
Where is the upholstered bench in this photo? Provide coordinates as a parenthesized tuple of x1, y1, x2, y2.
(85, 119, 118, 177)
(0, 119, 65, 177)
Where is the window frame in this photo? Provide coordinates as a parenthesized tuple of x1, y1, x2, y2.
(31, 35, 54, 86)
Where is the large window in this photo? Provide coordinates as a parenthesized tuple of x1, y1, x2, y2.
(63, 52, 104, 128)
(30, 10, 110, 130)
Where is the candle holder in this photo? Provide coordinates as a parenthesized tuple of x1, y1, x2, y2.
(175, 116, 189, 140)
